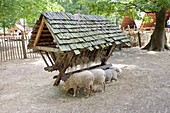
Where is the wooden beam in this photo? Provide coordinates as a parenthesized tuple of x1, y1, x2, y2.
(53, 52, 74, 86)
(45, 52, 54, 65)
(53, 63, 112, 81)
(39, 51, 49, 67)
(34, 46, 61, 53)
(44, 19, 59, 45)
(102, 43, 116, 64)
(35, 42, 57, 46)
(31, 33, 52, 37)
(49, 52, 56, 62)
(44, 66, 60, 72)
(33, 17, 45, 46)
(106, 43, 116, 58)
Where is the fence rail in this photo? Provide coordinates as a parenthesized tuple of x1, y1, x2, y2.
(124, 30, 170, 47)
(0, 35, 40, 61)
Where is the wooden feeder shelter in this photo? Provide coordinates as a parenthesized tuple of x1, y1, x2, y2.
(28, 12, 131, 86)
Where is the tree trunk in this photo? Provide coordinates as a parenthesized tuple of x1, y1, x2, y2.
(20, 19, 27, 59)
(142, 8, 170, 51)
(3, 21, 6, 36)
(21, 32, 27, 59)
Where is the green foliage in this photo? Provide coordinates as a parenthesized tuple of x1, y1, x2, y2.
(0, 0, 17, 27)
(55, 0, 89, 14)
(16, 0, 64, 24)
(143, 15, 153, 23)
(82, 0, 170, 21)
(0, 0, 64, 29)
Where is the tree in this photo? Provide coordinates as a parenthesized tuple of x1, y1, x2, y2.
(0, 0, 64, 58)
(0, 0, 17, 35)
(0, 0, 64, 35)
(134, 0, 170, 51)
(56, 0, 89, 14)
(83, 0, 170, 51)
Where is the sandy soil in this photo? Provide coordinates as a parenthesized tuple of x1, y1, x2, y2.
(0, 47, 170, 113)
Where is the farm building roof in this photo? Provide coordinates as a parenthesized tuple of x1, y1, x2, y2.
(28, 12, 130, 54)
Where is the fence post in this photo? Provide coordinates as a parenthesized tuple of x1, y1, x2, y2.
(137, 31, 142, 47)
(21, 32, 27, 58)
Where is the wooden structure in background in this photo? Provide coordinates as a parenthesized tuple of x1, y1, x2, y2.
(121, 16, 136, 30)
(121, 10, 170, 31)
(28, 12, 131, 86)
(140, 13, 156, 30)
(140, 10, 170, 30)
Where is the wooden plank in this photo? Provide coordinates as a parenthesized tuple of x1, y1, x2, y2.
(40, 50, 49, 67)
(36, 42, 57, 45)
(4, 37, 8, 60)
(33, 17, 45, 46)
(29, 38, 53, 42)
(49, 52, 56, 62)
(32, 33, 51, 37)
(44, 66, 60, 72)
(34, 46, 61, 53)
(51, 53, 66, 71)
(18, 36, 23, 59)
(8, 37, 13, 60)
(12, 37, 17, 59)
(53, 64, 113, 81)
(42, 30, 50, 33)
(44, 19, 60, 45)
(105, 43, 116, 61)
(53, 52, 74, 86)
(45, 52, 54, 65)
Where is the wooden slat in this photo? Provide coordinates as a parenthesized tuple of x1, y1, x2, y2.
(40, 51, 49, 67)
(53, 64, 112, 81)
(33, 17, 45, 46)
(42, 30, 50, 33)
(44, 19, 59, 45)
(34, 46, 60, 53)
(45, 52, 54, 65)
(44, 66, 60, 72)
(31, 33, 51, 37)
(105, 43, 116, 61)
(37, 42, 57, 46)
(29, 38, 53, 42)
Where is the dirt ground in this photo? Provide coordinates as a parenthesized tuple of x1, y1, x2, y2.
(0, 47, 170, 113)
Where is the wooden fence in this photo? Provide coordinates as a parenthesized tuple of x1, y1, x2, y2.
(124, 30, 170, 47)
(0, 35, 40, 61)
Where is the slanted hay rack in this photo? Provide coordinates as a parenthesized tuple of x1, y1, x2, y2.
(28, 12, 131, 85)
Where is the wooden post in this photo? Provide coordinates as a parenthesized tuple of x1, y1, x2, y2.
(137, 31, 142, 47)
(21, 32, 27, 58)
(53, 52, 74, 86)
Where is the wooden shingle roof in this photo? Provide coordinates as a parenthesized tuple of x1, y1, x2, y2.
(28, 12, 131, 85)
(28, 12, 130, 54)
